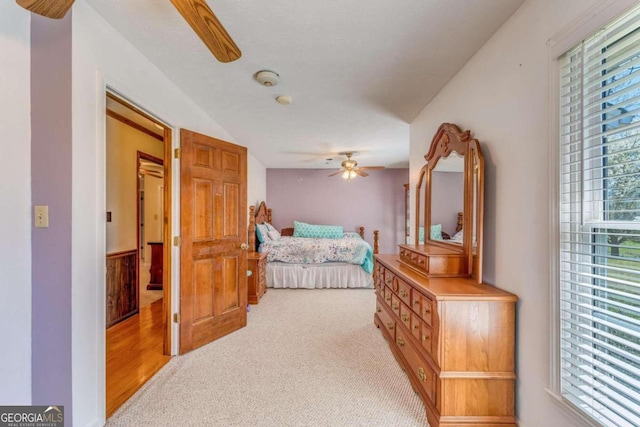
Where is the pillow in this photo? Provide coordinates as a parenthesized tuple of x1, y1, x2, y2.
(343, 232, 361, 239)
(418, 226, 424, 243)
(293, 221, 343, 239)
(256, 224, 270, 243)
(267, 229, 281, 240)
(430, 224, 443, 240)
(451, 229, 463, 242)
(264, 222, 277, 232)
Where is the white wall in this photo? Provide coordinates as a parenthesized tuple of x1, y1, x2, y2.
(71, 3, 266, 425)
(0, 3, 31, 404)
(410, 0, 637, 426)
(106, 116, 165, 254)
(248, 152, 267, 209)
(142, 174, 164, 263)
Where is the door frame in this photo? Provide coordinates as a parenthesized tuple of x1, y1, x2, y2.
(136, 150, 164, 304)
(105, 91, 175, 355)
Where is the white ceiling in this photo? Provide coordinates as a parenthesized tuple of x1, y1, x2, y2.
(85, 0, 524, 169)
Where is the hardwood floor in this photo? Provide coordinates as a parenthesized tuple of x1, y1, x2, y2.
(106, 298, 171, 417)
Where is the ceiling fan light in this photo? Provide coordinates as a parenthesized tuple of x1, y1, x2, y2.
(342, 170, 357, 180)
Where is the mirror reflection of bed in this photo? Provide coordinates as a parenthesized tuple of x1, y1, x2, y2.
(430, 154, 464, 242)
(248, 202, 379, 291)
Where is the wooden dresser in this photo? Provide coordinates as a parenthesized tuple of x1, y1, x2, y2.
(374, 254, 517, 427)
(247, 252, 267, 304)
(146, 241, 163, 290)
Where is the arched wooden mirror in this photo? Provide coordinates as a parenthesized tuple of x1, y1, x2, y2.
(401, 123, 484, 283)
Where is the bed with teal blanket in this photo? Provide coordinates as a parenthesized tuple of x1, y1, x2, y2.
(248, 202, 378, 289)
(261, 232, 374, 274)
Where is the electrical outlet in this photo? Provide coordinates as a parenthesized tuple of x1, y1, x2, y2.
(34, 205, 49, 228)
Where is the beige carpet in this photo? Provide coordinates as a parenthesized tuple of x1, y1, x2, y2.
(107, 289, 430, 427)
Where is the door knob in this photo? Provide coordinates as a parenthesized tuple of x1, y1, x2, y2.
(240, 243, 249, 250)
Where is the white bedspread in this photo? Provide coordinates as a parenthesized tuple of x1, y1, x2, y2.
(260, 233, 374, 273)
(266, 262, 373, 289)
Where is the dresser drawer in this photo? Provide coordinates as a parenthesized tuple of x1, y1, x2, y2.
(376, 299, 396, 340)
(384, 268, 394, 288)
(421, 295, 434, 327)
(397, 278, 411, 305)
(383, 286, 393, 307)
(411, 290, 422, 313)
(415, 254, 427, 271)
(411, 312, 422, 340)
(395, 329, 436, 403)
(420, 323, 434, 357)
(374, 263, 384, 291)
(400, 248, 428, 273)
(391, 294, 400, 317)
(410, 312, 433, 357)
(399, 302, 412, 330)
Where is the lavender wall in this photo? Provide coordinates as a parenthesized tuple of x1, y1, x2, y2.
(266, 169, 409, 254)
(431, 171, 464, 236)
(31, 13, 73, 418)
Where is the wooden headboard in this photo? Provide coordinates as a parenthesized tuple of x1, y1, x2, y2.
(247, 201, 379, 254)
(248, 201, 271, 252)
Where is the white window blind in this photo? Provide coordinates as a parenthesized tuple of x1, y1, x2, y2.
(559, 4, 640, 426)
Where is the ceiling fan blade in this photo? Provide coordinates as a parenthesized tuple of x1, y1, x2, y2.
(355, 169, 369, 177)
(359, 166, 385, 170)
(170, 0, 241, 63)
(328, 170, 343, 177)
(16, 0, 75, 19)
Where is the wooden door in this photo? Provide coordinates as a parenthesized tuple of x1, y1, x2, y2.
(179, 129, 247, 354)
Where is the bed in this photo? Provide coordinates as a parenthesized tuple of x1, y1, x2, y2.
(419, 212, 463, 243)
(248, 202, 379, 289)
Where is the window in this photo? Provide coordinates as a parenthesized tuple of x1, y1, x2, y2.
(559, 4, 640, 426)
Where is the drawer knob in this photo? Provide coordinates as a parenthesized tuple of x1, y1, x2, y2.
(424, 307, 431, 314)
(377, 307, 382, 313)
(392, 303, 398, 310)
(413, 300, 420, 306)
(400, 289, 407, 297)
(385, 295, 391, 302)
(422, 335, 430, 342)
(397, 336, 405, 347)
(413, 324, 419, 330)
(418, 367, 426, 382)
(401, 313, 409, 322)
(387, 322, 393, 330)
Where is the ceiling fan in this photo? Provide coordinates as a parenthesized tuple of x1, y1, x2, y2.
(328, 152, 385, 180)
(15, 0, 241, 63)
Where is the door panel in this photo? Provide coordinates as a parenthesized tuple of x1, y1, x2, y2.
(179, 129, 247, 354)
(224, 183, 239, 236)
(222, 255, 239, 312)
(194, 179, 214, 239)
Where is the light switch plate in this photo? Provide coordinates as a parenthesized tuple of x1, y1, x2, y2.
(34, 205, 49, 228)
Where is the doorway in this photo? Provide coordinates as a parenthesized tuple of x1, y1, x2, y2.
(138, 152, 164, 307)
(105, 92, 172, 416)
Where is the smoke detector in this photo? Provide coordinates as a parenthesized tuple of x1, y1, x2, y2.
(254, 70, 279, 87)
